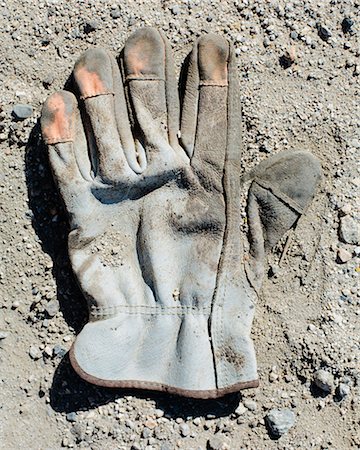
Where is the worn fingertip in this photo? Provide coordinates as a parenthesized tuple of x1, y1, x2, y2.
(41, 90, 77, 145)
(74, 48, 114, 99)
(198, 34, 230, 85)
(124, 27, 165, 79)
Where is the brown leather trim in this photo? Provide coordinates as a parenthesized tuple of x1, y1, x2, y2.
(44, 137, 74, 145)
(69, 346, 259, 399)
(125, 75, 165, 82)
(80, 91, 114, 100)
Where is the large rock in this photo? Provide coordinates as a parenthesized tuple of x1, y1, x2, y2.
(266, 408, 296, 437)
(339, 216, 360, 245)
(207, 434, 230, 450)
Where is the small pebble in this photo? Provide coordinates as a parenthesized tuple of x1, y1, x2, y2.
(340, 204, 352, 216)
(342, 17, 354, 34)
(84, 20, 98, 33)
(154, 408, 164, 418)
(144, 419, 157, 429)
(337, 383, 350, 399)
(12, 104, 33, 120)
(53, 344, 67, 358)
(142, 427, 152, 439)
(235, 403, 247, 416)
(179, 423, 190, 437)
(125, 419, 135, 429)
(110, 8, 122, 19)
(244, 399, 257, 411)
(269, 371, 279, 382)
(193, 417, 201, 426)
(42, 75, 54, 88)
(317, 24, 332, 41)
(280, 47, 296, 69)
(170, 5, 180, 15)
(337, 248, 352, 263)
(43, 346, 52, 357)
(45, 299, 60, 318)
(66, 412, 77, 422)
(29, 346, 42, 360)
(313, 369, 334, 393)
(0, 331, 8, 339)
(62, 436, 72, 447)
(265, 408, 296, 437)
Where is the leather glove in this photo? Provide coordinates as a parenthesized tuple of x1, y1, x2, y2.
(40, 28, 322, 398)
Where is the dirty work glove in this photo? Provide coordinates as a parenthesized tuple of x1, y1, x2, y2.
(41, 28, 321, 398)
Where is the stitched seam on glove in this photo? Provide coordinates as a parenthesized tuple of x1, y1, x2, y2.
(90, 304, 212, 318)
(126, 76, 165, 82)
(253, 178, 304, 215)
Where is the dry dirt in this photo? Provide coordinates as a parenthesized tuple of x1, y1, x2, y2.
(0, 1, 359, 449)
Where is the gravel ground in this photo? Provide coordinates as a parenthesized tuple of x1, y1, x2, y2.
(0, 1, 359, 449)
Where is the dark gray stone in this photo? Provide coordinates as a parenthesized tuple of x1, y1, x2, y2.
(342, 17, 354, 33)
(317, 24, 332, 41)
(12, 104, 33, 120)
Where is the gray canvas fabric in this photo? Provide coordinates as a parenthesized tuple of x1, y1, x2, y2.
(40, 28, 322, 398)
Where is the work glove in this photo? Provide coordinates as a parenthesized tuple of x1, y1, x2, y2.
(40, 28, 321, 398)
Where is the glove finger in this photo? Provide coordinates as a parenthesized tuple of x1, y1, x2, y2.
(122, 27, 184, 169)
(182, 34, 232, 191)
(41, 90, 91, 212)
(73, 48, 137, 183)
(179, 43, 199, 157)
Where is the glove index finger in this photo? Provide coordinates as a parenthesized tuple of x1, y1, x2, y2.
(41, 90, 91, 207)
(41, 90, 76, 145)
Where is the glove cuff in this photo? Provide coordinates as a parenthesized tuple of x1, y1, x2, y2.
(70, 306, 259, 398)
